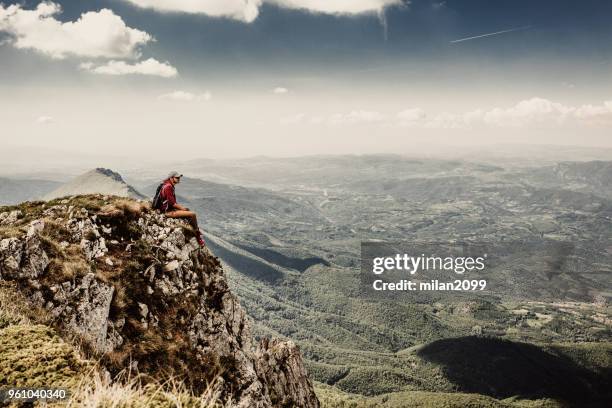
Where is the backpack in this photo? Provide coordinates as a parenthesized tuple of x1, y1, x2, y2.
(152, 183, 164, 210)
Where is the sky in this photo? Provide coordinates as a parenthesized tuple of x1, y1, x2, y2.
(0, 0, 611, 160)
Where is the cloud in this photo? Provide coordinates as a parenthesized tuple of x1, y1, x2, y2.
(397, 108, 426, 122)
(329, 110, 386, 125)
(478, 97, 574, 127)
(36, 115, 54, 124)
(298, 98, 612, 129)
(269, 0, 402, 15)
(120, 0, 402, 22)
(80, 58, 178, 77)
(273, 87, 289, 94)
(122, 0, 262, 22)
(0, 2, 152, 59)
(158, 90, 212, 101)
(573, 101, 612, 119)
(398, 98, 612, 128)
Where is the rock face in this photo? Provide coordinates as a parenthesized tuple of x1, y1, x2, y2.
(65, 273, 115, 352)
(256, 338, 321, 408)
(0, 221, 49, 279)
(0, 196, 319, 407)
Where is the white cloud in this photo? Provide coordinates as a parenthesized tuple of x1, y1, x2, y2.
(120, 0, 401, 22)
(397, 107, 426, 122)
(80, 58, 178, 77)
(395, 98, 612, 129)
(122, 0, 262, 22)
(573, 101, 612, 119)
(299, 98, 612, 129)
(269, 0, 402, 15)
(0, 2, 152, 59)
(36, 115, 54, 124)
(273, 87, 289, 94)
(158, 90, 212, 101)
(329, 110, 386, 125)
(479, 97, 574, 127)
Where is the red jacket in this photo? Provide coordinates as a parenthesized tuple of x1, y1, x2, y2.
(160, 180, 177, 213)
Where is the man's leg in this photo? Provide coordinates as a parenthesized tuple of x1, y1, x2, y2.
(165, 210, 205, 245)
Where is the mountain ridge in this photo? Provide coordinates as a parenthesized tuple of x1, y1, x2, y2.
(44, 168, 146, 201)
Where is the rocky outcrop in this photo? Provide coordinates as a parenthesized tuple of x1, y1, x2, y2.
(256, 338, 321, 408)
(0, 220, 49, 279)
(0, 196, 319, 407)
(65, 273, 115, 352)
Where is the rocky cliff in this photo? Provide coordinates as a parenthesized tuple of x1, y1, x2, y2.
(0, 195, 319, 407)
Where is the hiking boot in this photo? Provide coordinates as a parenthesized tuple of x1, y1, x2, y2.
(197, 236, 206, 247)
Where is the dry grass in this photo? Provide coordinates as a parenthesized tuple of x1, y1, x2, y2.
(0, 225, 26, 238)
(66, 368, 229, 408)
(0, 281, 51, 328)
(99, 199, 149, 219)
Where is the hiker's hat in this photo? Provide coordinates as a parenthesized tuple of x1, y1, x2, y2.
(168, 171, 183, 179)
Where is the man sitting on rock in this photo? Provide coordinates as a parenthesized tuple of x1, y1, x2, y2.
(155, 171, 206, 247)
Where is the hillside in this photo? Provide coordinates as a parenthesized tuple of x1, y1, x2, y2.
(0, 196, 319, 407)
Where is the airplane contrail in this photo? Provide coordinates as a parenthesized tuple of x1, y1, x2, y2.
(450, 25, 532, 44)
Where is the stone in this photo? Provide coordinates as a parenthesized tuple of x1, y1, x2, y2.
(163, 260, 180, 272)
(0, 238, 24, 277)
(80, 237, 108, 261)
(138, 302, 149, 318)
(21, 234, 50, 279)
(0, 221, 50, 279)
(66, 273, 114, 352)
(27, 220, 45, 238)
(0, 210, 21, 225)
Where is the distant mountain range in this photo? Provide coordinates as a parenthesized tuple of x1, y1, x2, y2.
(0, 177, 61, 205)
